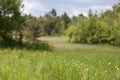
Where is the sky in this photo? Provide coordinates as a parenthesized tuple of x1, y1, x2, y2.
(22, 0, 120, 17)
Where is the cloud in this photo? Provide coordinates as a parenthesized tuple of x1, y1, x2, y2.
(90, 5, 112, 11)
(22, 0, 120, 17)
(70, 5, 112, 17)
(72, 9, 80, 16)
(23, 0, 47, 16)
(71, 8, 88, 16)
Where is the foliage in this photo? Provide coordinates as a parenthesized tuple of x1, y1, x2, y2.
(24, 40, 53, 51)
(65, 3, 120, 46)
(0, 0, 24, 47)
(23, 15, 41, 40)
(23, 9, 71, 38)
(0, 44, 120, 80)
(1, 1, 120, 47)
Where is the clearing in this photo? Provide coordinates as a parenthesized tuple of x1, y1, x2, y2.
(0, 36, 120, 80)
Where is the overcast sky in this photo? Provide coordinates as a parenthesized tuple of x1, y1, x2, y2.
(22, 0, 120, 17)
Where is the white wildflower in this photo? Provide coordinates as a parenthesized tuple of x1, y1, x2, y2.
(104, 70, 107, 73)
(86, 68, 89, 72)
(108, 62, 111, 65)
(15, 56, 18, 58)
(117, 67, 119, 71)
(115, 66, 118, 68)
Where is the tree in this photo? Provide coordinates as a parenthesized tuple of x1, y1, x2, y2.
(50, 8, 57, 17)
(60, 12, 70, 30)
(0, 0, 23, 47)
(40, 9, 62, 36)
(65, 15, 89, 43)
(23, 14, 41, 40)
(113, 2, 120, 13)
(65, 2, 120, 46)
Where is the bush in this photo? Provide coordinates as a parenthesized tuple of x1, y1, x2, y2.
(0, 37, 53, 51)
(0, 36, 23, 48)
(66, 12, 120, 46)
(24, 40, 53, 51)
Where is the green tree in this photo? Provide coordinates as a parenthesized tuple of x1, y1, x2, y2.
(65, 14, 89, 42)
(0, 0, 23, 47)
(23, 14, 41, 40)
(65, 2, 120, 46)
(61, 12, 70, 30)
(50, 8, 57, 17)
(40, 9, 63, 36)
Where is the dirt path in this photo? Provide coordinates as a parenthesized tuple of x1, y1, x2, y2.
(38, 36, 120, 53)
(38, 36, 98, 50)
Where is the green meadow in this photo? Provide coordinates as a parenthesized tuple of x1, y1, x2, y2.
(0, 37, 120, 80)
(1, 0, 120, 80)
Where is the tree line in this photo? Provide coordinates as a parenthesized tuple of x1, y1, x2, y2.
(0, 0, 120, 48)
(66, 3, 120, 46)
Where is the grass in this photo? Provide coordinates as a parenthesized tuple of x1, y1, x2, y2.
(0, 36, 120, 80)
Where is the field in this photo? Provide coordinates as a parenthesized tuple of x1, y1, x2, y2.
(0, 36, 120, 80)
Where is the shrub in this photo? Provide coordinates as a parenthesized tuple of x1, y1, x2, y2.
(24, 40, 53, 51)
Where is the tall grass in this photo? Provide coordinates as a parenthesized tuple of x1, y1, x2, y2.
(0, 46, 120, 80)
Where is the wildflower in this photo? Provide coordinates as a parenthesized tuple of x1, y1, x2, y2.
(15, 56, 18, 58)
(108, 62, 111, 65)
(117, 68, 119, 71)
(80, 63, 84, 66)
(86, 68, 89, 72)
(115, 66, 119, 71)
(75, 63, 78, 66)
(104, 70, 107, 73)
(73, 63, 78, 67)
(115, 66, 118, 68)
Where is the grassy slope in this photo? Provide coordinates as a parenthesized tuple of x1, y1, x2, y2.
(0, 36, 120, 80)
